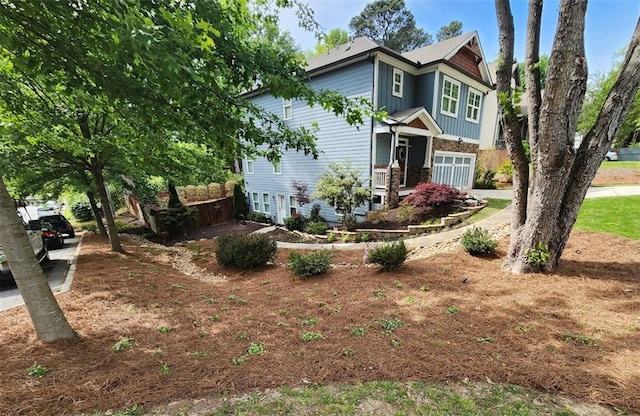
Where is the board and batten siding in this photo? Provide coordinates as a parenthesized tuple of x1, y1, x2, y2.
(433, 72, 483, 140)
(377, 62, 416, 114)
(415, 72, 435, 113)
(244, 60, 374, 224)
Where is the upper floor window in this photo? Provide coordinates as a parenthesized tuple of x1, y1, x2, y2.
(246, 159, 254, 174)
(392, 68, 403, 98)
(466, 88, 482, 123)
(283, 98, 293, 120)
(273, 161, 281, 174)
(441, 76, 460, 117)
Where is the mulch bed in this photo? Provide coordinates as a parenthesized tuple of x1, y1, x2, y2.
(1, 230, 639, 414)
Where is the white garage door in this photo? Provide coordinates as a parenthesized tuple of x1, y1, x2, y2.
(432, 151, 476, 189)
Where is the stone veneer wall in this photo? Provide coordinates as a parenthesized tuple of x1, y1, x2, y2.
(432, 137, 480, 154)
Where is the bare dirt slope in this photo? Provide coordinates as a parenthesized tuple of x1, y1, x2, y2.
(1, 229, 639, 415)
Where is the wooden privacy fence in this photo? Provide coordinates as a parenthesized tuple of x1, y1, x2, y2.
(126, 193, 234, 235)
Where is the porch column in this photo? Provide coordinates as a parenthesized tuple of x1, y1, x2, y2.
(389, 166, 401, 208)
(421, 135, 433, 183)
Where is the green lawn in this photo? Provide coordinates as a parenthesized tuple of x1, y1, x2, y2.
(575, 195, 640, 239)
(466, 198, 511, 223)
(599, 160, 640, 170)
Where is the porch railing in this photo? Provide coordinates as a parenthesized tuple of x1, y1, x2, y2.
(374, 168, 387, 189)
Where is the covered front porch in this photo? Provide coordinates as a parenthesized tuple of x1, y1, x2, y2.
(372, 107, 443, 209)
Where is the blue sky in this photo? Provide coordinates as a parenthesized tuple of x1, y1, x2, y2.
(279, 0, 639, 75)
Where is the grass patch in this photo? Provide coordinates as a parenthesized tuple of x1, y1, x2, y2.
(598, 160, 640, 170)
(574, 196, 640, 239)
(466, 198, 511, 223)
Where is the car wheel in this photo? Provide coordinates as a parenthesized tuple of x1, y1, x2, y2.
(605, 156, 611, 161)
(68, 230, 75, 238)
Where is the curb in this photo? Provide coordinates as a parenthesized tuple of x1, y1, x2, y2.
(57, 231, 84, 294)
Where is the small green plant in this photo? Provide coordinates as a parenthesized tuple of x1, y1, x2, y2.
(234, 331, 248, 340)
(198, 329, 209, 338)
(419, 285, 430, 292)
(124, 304, 137, 312)
(160, 362, 171, 374)
(232, 356, 248, 365)
(300, 331, 325, 342)
(302, 317, 318, 326)
(342, 347, 355, 357)
(326, 232, 336, 243)
(247, 343, 266, 356)
(357, 232, 370, 242)
(287, 250, 333, 278)
(209, 314, 221, 322)
(394, 280, 404, 288)
(380, 318, 404, 334)
(390, 339, 401, 347)
(304, 221, 328, 235)
(563, 333, 597, 346)
(404, 295, 415, 304)
(461, 227, 498, 256)
(156, 325, 172, 333)
(153, 348, 166, 357)
(446, 306, 459, 316)
(524, 242, 550, 268)
(342, 234, 351, 243)
(374, 290, 386, 298)
(515, 325, 530, 334)
(216, 234, 277, 268)
(191, 351, 209, 359)
(476, 336, 494, 343)
(27, 363, 50, 377)
(368, 241, 407, 271)
(112, 337, 134, 352)
(350, 326, 366, 336)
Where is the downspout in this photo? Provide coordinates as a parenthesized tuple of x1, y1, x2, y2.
(369, 53, 378, 212)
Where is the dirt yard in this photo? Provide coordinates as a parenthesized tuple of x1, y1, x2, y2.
(1, 229, 639, 415)
(592, 166, 640, 186)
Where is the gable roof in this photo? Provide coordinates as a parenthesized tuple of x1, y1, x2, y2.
(306, 37, 381, 73)
(385, 107, 443, 135)
(402, 32, 475, 65)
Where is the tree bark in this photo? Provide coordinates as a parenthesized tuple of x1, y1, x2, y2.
(91, 164, 124, 253)
(0, 177, 77, 341)
(86, 190, 107, 236)
(496, 1, 640, 273)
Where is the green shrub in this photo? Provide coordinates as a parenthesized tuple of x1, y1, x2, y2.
(71, 201, 94, 222)
(309, 204, 326, 223)
(461, 227, 497, 255)
(248, 211, 270, 223)
(159, 205, 199, 237)
(326, 232, 336, 243)
(524, 242, 550, 268)
(287, 250, 333, 278)
(474, 166, 497, 189)
(216, 234, 277, 268)
(81, 222, 99, 233)
(497, 160, 514, 183)
(284, 214, 307, 232)
(304, 221, 328, 235)
(232, 184, 249, 220)
(368, 241, 407, 271)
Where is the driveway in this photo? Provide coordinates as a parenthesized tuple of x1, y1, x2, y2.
(0, 236, 80, 311)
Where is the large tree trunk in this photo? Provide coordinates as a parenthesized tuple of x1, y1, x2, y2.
(91, 164, 124, 253)
(0, 177, 77, 341)
(495, 0, 640, 273)
(86, 190, 107, 236)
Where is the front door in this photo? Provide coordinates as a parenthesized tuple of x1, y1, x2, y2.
(395, 138, 409, 187)
(276, 194, 287, 224)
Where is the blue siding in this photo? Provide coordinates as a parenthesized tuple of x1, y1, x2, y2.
(415, 72, 435, 113)
(375, 133, 391, 165)
(433, 73, 482, 140)
(244, 60, 374, 224)
(377, 62, 415, 114)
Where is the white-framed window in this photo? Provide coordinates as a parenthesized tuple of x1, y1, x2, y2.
(246, 159, 254, 174)
(289, 195, 297, 216)
(465, 88, 482, 123)
(273, 161, 281, 174)
(252, 192, 260, 211)
(440, 76, 460, 117)
(392, 68, 403, 98)
(262, 193, 270, 213)
(283, 98, 293, 120)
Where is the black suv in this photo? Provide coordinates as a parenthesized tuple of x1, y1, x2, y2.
(38, 214, 75, 238)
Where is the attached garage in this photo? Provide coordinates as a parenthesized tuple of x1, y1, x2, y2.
(432, 151, 476, 190)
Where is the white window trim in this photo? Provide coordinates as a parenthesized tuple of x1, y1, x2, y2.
(440, 75, 460, 118)
(246, 159, 254, 174)
(262, 193, 270, 213)
(252, 192, 260, 212)
(288, 195, 297, 216)
(392, 68, 403, 98)
(273, 161, 281, 174)
(283, 98, 292, 120)
(465, 88, 482, 123)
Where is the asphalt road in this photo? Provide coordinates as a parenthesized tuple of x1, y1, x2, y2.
(0, 236, 79, 311)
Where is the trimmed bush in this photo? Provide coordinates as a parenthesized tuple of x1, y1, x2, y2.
(184, 185, 198, 202)
(224, 181, 237, 197)
(304, 221, 328, 235)
(195, 185, 209, 201)
(368, 241, 407, 271)
(287, 250, 333, 278)
(207, 183, 222, 199)
(308, 204, 326, 223)
(71, 201, 94, 222)
(403, 182, 465, 207)
(216, 234, 277, 268)
(284, 214, 307, 232)
(461, 227, 497, 255)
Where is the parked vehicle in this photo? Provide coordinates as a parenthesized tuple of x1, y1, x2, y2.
(37, 214, 75, 238)
(0, 220, 49, 284)
(41, 221, 64, 249)
(605, 150, 619, 161)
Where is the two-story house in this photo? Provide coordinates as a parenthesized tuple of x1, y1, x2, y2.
(242, 31, 493, 224)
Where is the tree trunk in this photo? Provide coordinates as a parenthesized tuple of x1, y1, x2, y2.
(0, 177, 77, 341)
(92, 165, 124, 253)
(495, 1, 640, 273)
(86, 190, 107, 236)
